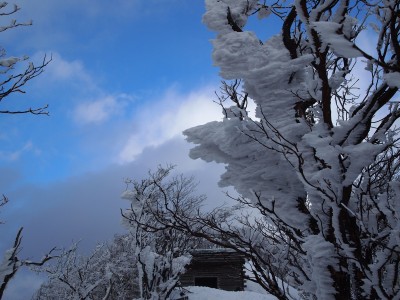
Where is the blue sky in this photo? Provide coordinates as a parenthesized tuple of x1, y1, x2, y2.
(0, 0, 221, 182)
(0, 1, 233, 298)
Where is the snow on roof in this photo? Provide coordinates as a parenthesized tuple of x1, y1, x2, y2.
(185, 286, 277, 300)
(191, 248, 237, 253)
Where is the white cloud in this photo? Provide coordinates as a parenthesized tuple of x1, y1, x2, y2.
(34, 52, 97, 91)
(118, 86, 222, 163)
(32, 52, 135, 126)
(47, 54, 87, 81)
(0, 141, 38, 162)
(73, 94, 130, 125)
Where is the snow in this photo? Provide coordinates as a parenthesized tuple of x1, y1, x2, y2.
(302, 236, 338, 299)
(191, 248, 236, 253)
(0, 247, 18, 287)
(257, 6, 271, 20)
(311, 21, 363, 58)
(185, 286, 277, 300)
(120, 190, 136, 200)
(203, 0, 258, 34)
(0, 57, 19, 67)
(383, 72, 400, 88)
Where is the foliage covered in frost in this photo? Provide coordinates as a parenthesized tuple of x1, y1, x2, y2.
(182, 0, 400, 299)
(34, 234, 139, 300)
(122, 166, 204, 300)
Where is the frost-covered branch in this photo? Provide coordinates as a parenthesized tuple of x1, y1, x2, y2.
(0, 228, 58, 299)
(183, 0, 400, 299)
(34, 235, 139, 300)
(0, 54, 51, 115)
(121, 167, 200, 300)
(121, 167, 301, 300)
(0, 2, 50, 116)
(0, 195, 8, 225)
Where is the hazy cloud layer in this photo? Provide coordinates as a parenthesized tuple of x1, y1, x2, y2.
(119, 86, 222, 162)
(2, 137, 227, 299)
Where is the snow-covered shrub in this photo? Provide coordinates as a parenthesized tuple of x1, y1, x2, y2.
(34, 234, 139, 300)
(122, 166, 203, 300)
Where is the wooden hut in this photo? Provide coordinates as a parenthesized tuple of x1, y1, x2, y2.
(180, 249, 246, 291)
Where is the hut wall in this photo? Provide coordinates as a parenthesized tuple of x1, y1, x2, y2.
(180, 250, 245, 291)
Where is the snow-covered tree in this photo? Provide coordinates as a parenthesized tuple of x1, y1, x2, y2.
(120, 168, 301, 299)
(121, 167, 203, 300)
(182, 0, 400, 299)
(34, 243, 111, 300)
(103, 234, 141, 299)
(34, 234, 139, 300)
(0, 3, 52, 297)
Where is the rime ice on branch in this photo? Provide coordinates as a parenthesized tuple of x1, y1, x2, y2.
(184, 0, 400, 299)
(121, 167, 203, 300)
(0, 2, 50, 115)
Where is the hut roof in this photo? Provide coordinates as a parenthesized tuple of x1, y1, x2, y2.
(189, 248, 245, 263)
